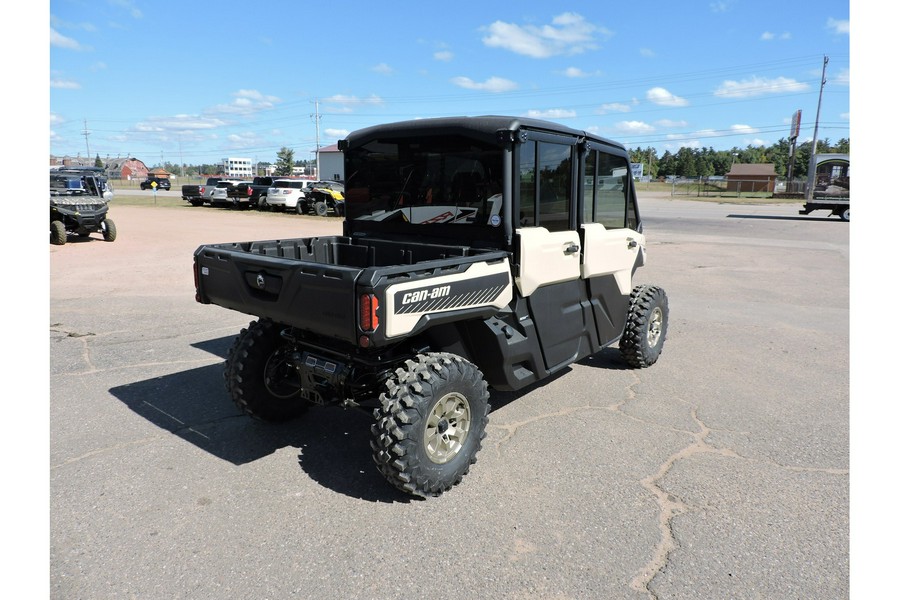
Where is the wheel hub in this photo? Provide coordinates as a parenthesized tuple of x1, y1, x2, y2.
(424, 392, 471, 464)
(647, 307, 663, 348)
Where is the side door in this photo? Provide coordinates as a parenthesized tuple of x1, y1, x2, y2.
(580, 146, 644, 343)
(515, 135, 591, 370)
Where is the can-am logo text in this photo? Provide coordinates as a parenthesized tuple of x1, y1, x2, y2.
(401, 285, 451, 305)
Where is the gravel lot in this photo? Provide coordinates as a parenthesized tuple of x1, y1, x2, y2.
(46, 196, 849, 599)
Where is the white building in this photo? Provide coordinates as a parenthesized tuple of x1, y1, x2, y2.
(318, 144, 344, 182)
(221, 157, 253, 178)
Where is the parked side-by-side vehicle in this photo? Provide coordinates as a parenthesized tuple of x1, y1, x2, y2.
(193, 116, 669, 497)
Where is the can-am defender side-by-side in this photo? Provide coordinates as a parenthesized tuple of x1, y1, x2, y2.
(193, 116, 669, 497)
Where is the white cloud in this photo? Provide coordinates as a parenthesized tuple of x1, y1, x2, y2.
(826, 18, 850, 35)
(639, 48, 655, 58)
(563, 67, 588, 78)
(325, 128, 350, 138)
(324, 94, 384, 105)
(646, 87, 688, 107)
(709, 1, 736, 13)
(832, 68, 850, 86)
(482, 12, 609, 58)
(525, 109, 577, 119)
(208, 89, 280, 115)
(760, 31, 791, 41)
(225, 132, 263, 149)
(614, 121, 654, 134)
(714, 76, 809, 98)
(656, 119, 688, 128)
(372, 63, 393, 75)
(50, 79, 81, 89)
(434, 51, 454, 62)
(730, 124, 760, 135)
(450, 76, 518, 93)
(108, 0, 143, 19)
(561, 66, 601, 78)
(596, 103, 631, 114)
(50, 27, 84, 50)
(135, 114, 227, 132)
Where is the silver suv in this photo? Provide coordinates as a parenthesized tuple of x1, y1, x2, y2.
(264, 179, 312, 213)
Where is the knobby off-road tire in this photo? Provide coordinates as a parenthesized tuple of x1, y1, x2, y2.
(371, 352, 490, 497)
(314, 201, 328, 217)
(102, 218, 117, 242)
(619, 285, 669, 368)
(224, 319, 308, 422)
(50, 220, 67, 245)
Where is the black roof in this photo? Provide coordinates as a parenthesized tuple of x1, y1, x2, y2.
(342, 115, 626, 152)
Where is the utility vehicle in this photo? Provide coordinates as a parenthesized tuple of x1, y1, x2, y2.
(50, 168, 117, 245)
(193, 116, 668, 497)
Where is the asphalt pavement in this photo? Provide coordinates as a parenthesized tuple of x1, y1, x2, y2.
(47, 195, 849, 599)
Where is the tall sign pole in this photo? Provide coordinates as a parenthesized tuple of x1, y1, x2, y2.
(787, 109, 802, 188)
(806, 55, 828, 201)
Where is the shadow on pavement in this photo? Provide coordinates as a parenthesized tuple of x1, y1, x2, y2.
(109, 335, 411, 503)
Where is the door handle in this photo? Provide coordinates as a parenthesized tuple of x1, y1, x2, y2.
(564, 243, 580, 255)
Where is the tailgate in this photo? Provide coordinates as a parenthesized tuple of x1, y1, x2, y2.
(194, 241, 360, 343)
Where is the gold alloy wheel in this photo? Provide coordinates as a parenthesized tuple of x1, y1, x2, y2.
(647, 306, 663, 348)
(424, 392, 471, 464)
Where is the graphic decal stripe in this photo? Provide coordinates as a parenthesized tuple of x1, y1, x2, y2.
(394, 274, 510, 315)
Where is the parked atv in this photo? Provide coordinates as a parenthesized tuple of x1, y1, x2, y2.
(50, 169, 117, 245)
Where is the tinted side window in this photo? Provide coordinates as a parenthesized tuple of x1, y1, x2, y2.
(537, 142, 573, 232)
(585, 150, 629, 229)
(519, 140, 536, 226)
(518, 140, 573, 231)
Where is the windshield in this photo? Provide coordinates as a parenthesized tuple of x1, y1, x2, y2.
(344, 135, 503, 226)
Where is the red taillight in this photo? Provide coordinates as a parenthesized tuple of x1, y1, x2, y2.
(199, 186, 205, 194)
(359, 294, 379, 333)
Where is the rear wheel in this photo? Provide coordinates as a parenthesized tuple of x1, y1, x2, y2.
(371, 352, 490, 497)
(839, 208, 849, 221)
(619, 285, 668, 368)
(50, 220, 67, 245)
(296, 200, 308, 215)
(225, 320, 308, 422)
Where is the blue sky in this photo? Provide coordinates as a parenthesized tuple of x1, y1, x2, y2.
(48, 1, 849, 166)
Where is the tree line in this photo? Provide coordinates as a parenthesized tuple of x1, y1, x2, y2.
(629, 137, 849, 180)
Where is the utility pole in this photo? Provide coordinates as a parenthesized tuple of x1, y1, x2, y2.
(82, 120, 91, 161)
(311, 99, 321, 179)
(805, 55, 828, 201)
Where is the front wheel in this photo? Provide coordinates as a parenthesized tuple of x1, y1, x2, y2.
(619, 285, 668, 368)
(371, 352, 490, 497)
(101, 218, 117, 242)
(50, 220, 67, 245)
(224, 320, 308, 422)
(314, 201, 328, 217)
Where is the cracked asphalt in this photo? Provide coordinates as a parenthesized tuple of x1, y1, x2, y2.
(49, 194, 848, 599)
